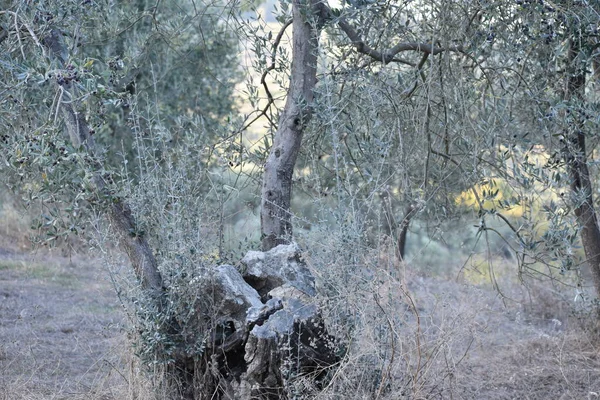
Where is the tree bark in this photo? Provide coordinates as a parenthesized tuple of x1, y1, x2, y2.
(563, 38, 600, 301)
(397, 204, 416, 261)
(43, 29, 165, 296)
(260, 0, 324, 251)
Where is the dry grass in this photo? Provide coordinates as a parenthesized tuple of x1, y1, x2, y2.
(0, 194, 35, 252)
(304, 236, 600, 399)
(0, 192, 89, 257)
(0, 252, 130, 400)
(2, 229, 600, 398)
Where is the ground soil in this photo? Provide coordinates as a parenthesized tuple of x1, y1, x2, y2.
(0, 247, 128, 400)
(2, 243, 600, 399)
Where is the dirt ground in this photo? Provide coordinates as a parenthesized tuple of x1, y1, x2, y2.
(2, 243, 600, 399)
(0, 247, 128, 400)
(405, 272, 600, 399)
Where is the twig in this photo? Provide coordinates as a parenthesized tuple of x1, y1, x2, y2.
(54, 85, 65, 126)
(236, 19, 293, 135)
(430, 149, 529, 287)
(0, 11, 47, 59)
(373, 293, 396, 399)
(400, 285, 422, 395)
(0, 25, 8, 45)
(13, 12, 24, 59)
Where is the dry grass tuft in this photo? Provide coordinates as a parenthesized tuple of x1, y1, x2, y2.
(302, 232, 600, 399)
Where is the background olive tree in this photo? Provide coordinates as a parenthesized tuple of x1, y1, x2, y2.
(429, 0, 600, 296)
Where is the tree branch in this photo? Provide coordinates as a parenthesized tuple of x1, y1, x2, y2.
(0, 25, 8, 46)
(324, 6, 463, 63)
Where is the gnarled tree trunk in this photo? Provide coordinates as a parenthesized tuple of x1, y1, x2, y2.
(44, 25, 337, 399)
(43, 29, 165, 297)
(42, 28, 204, 397)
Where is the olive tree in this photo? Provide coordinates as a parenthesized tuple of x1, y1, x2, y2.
(5, 0, 600, 398)
(257, 0, 600, 307)
(0, 0, 241, 397)
(439, 0, 600, 298)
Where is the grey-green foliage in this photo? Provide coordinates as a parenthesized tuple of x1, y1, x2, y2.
(0, 0, 241, 245)
(0, 1, 245, 375)
(81, 0, 240, 171)
(289, 0, 599, 279)
(84, 0, 240, 141)
(0, 0, 240, 154)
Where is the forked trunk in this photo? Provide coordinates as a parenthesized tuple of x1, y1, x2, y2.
(44, 24, 337, 399)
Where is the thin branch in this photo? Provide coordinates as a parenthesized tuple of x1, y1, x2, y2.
(373, 292, 396, 400)
(401, 52, 429, 99)
(263, 18, 293, 104)
(431, 148, 526, 248)
(237, 18, 293, 135)
(13, 12, 24, 59)
(0, 11, 47, 59)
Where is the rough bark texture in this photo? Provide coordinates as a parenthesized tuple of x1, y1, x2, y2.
(202, 244, 338, 399)
(260, 0, 324, 251)
(563, 39, 600, 300)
